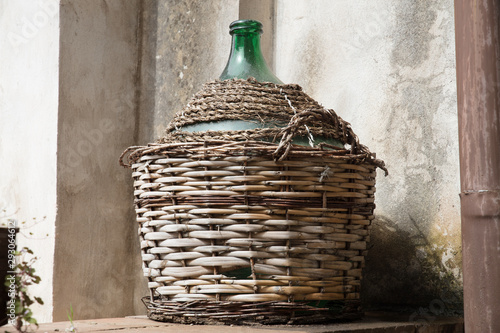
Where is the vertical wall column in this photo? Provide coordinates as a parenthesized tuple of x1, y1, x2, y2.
(239, 0, 276, 72)
(54, 0, 146, 321)
(455, 1, 500, 332)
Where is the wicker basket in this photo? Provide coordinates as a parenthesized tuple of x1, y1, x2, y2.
(121, 79, 386, 325)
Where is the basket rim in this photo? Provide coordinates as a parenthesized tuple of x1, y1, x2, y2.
(119, 140, 387, 175)
(142, 296, 363, 325)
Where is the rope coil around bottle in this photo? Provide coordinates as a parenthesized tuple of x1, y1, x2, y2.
(121, 78, 387, 174)
(162, 78, 345, 144)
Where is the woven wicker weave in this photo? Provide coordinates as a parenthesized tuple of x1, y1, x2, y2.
(121, 79, 386, 325)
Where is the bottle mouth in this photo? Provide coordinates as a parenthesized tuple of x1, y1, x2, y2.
(229, 19, 263, 35)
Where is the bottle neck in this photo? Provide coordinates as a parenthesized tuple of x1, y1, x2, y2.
(219, 21, 282, 84)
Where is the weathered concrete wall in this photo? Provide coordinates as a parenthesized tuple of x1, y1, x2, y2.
(0, 0, 463, 323)
(54, 0, 146, 321)
(140, 0, 239, 143)
(0, 0, 59, 323)
(275, 0, 462, 311)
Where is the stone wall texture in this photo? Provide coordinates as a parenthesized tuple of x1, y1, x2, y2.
(142, 0, 239, 143)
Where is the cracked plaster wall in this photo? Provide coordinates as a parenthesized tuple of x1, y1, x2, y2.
(139, 0, 239, 144)
(275, 0, 462, 310)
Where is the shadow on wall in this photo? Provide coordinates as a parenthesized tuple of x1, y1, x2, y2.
(362, 216, 463, 315)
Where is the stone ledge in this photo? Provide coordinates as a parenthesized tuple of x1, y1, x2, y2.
(5, 312, 463, 333)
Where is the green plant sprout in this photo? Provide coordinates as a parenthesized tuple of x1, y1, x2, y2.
(65, 304, 77, 332)
(0, 211, 48, 333)
(4, 247, 43, 333)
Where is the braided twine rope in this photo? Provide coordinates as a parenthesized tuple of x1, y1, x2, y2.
(122, 78, 387, 174)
